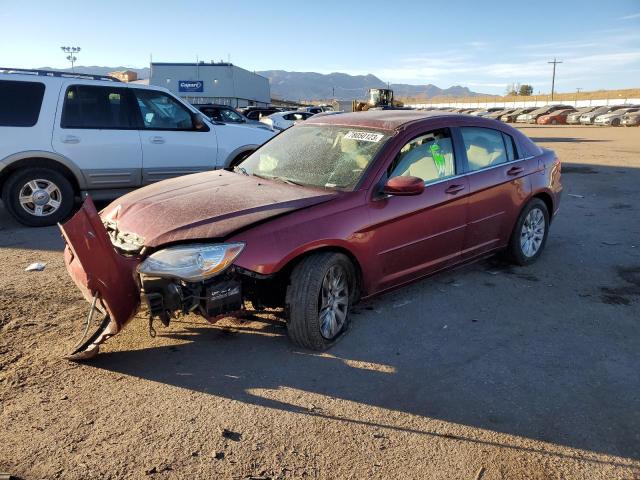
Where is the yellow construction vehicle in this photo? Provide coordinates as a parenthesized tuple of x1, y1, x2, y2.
(352, 88, 404, 111)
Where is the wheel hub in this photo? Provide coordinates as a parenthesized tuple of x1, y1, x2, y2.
(318, 265, 349, 340)
(18, 179, 62, 217)
(520, 207, 545, 258)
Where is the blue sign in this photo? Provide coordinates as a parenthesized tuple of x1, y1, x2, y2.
(178, 80, 203, 92)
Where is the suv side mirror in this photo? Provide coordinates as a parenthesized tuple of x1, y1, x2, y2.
(383, 176, 424, 196)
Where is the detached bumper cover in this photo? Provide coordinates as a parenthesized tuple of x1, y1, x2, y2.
(60, 198, 141, 357)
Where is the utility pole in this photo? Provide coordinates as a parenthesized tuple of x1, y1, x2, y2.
(61, 46, 81, 72)
(548, 58, 563, 101)
(575, 87, 582, 105)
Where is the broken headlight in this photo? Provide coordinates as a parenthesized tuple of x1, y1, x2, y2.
(137, 243, 244, 282)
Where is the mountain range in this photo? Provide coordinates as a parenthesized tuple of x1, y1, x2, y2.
(36, 66, 482, 100)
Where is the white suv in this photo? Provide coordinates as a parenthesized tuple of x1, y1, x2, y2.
(0, 69, 275, 226)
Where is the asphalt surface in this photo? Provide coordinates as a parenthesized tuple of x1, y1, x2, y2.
(0, 125, 639, 479)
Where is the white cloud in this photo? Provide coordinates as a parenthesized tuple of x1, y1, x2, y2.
(620, 13, 640, 20)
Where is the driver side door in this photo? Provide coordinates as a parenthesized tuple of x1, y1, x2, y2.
(367, 127, 469, 292)
(132, 89, 219, 184)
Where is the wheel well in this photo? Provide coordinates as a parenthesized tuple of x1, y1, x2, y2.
(279, 246, 364, 298)
(0, 158, 80, 196)
(227, 149, 255, 170)
(532, 192, 554, 221)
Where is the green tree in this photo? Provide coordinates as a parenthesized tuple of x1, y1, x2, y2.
(519, 84, 533, 96)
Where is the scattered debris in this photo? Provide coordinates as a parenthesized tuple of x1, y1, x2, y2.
(25, 262, 47, 272)
(213, 451, 225, 460)
(372, 432, 385, 439)
(601, 241, 620, 246)
(392, 300, 411, 308)
(475, 466, 486, 480)
(220, 428, 242, 442)
(568, 193, 585, 198)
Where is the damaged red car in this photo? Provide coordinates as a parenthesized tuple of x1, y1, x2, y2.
(61, 111, 562, 358)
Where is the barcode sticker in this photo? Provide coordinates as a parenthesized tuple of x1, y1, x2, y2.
(344, 131, 384, 142)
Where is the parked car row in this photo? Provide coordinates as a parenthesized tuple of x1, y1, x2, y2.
(418, 104, 640, 126)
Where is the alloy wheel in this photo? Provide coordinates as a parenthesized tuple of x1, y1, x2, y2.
(520, 207, 546, 257)
(18, 179, 62, 217)
(318, 265, 349, 339)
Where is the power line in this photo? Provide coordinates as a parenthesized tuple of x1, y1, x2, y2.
(548, 58, 563, 101)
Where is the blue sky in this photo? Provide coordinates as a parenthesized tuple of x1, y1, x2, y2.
(3, 0, 640, 94)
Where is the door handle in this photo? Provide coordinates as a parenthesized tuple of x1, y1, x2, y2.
(445, 184, 465, 195)
(61, 135, 80, 144)
(507, 166, 524, 176)
(149, 136, 165, 144)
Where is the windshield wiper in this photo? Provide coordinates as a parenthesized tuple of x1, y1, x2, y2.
(251, 173, 303, 186)
(233, 165, 249, 176)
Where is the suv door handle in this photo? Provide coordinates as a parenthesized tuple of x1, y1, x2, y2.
(445, 184, 465, 195)
(61, 135, 80, 144)
(149, 136, 165, 144)
(507, 166, 524, 176)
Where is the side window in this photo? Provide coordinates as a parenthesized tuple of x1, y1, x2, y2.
(201, 107, 222, 121)
(502, 132, 518, 161)
(220, 108, 243, 122)
(61, 85, 135, 129)
(133, 90, 193, 130)
(389, 128, 456, 183)
(460, 127, 508, 172)
(0, 80, 45, 127)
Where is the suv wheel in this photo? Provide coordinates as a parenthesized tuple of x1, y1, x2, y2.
(286, 252, 356, 350)
(2, 168, 75, 227)
(506, 198, 550, 266)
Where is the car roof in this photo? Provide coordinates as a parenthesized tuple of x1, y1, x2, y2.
(304, 110, 470, 131)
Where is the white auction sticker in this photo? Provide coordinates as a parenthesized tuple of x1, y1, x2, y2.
(344, 131, 384, 142)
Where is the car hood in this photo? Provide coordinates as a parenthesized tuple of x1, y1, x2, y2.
(101, 170, 337, 248)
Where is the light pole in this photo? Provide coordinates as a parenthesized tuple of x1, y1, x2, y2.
(61, 46, 81, 72)
(548, 58, 563, 101)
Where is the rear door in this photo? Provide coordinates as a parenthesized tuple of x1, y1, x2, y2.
(52, 84, 142, 188)
(132, 89, 219, 184)
(367, 127, 469, 291)
(457, 126, 535, 259)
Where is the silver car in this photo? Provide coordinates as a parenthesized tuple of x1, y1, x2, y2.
(580, 106, 627, 125)
(594, 107, 640, 126)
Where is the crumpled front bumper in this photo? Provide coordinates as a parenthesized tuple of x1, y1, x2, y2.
(60, 198, 142, 359)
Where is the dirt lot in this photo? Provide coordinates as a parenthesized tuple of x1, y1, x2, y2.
(1, 125, 639, 479)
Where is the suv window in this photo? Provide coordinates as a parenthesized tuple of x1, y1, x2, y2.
(220, 108, 244, 123)
(460, 127, 508, 172)
(134, 89, 193, 130)
(61, 85, 135, 129)
(0, 80, 45, 127)
(389, 128, 456, 183)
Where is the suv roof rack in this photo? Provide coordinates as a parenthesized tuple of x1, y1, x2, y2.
(0, 67, 121, 82)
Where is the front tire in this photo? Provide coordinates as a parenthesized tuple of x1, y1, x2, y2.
(2, 168, 75, 227)
(506, 198, 550, 266)
(286, 252, 356, 350)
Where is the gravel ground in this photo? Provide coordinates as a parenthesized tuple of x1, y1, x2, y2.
(1, 125, 639, 479)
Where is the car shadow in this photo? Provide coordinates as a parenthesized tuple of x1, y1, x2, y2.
(87, 271, 640, 466)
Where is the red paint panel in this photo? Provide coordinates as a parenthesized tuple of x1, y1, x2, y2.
(60, 197, 141, 331)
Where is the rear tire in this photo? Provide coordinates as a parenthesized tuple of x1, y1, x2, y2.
(506, 198, 550, 266)
(286, 252, 356, 350)
(2, 168, 75, 227)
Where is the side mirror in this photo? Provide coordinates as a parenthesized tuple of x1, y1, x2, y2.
(383, 176, 424, 196)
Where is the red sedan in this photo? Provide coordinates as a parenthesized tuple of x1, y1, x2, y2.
(61, 111, 562, 358)
(537, 108, 575, 125)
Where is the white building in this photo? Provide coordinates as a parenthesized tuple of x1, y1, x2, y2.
(150, 62, 270, 108)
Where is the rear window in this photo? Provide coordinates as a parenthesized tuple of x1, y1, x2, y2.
(61, 85, 136, 129)
(0, 80, 45, 127)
